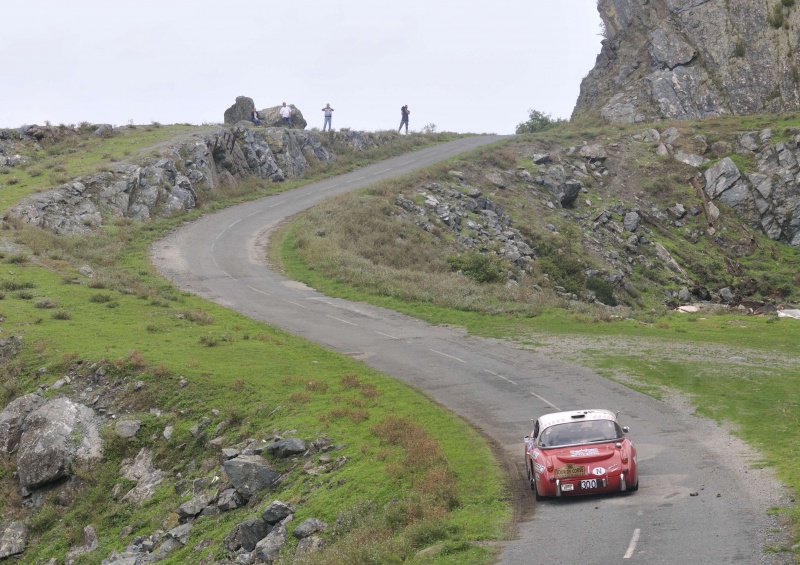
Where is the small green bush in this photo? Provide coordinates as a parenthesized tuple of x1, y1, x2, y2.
(768, 3, 785, 27)
(34, 298, 58, 309)
(446, 252, 507, 284)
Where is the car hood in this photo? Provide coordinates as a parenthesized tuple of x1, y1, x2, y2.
(549, 443, 621, 464)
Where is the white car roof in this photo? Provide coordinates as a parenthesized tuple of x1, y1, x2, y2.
(538, 409, 618, 431)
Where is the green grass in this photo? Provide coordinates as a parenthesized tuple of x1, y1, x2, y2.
(0, 127, 510, 564)
(272, 115, 800, 557)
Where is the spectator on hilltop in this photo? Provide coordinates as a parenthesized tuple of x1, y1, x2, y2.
(399, 105, 410, 134)
(280, 102, 292, 128)
(321, 103, 334, 132)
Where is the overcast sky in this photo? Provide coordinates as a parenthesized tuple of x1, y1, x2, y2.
(2, 1, 602, 134)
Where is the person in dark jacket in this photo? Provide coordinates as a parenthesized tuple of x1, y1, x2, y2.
(398, 105, 410, 133)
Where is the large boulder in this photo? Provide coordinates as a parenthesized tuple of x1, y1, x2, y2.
(224, 96, 257, 125)
(16, 398, 102, 489)
(252, 522, 287, 563)
(222, 455, 281, 498)
(260, 104, 307, 130)
(0, 393, 44, 455)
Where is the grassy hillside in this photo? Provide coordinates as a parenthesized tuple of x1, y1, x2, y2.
(0, 126, 510, 564)
(273, 114, 800, 557)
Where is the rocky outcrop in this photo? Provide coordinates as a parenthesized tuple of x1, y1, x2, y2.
(16, 397, 102, 489)
(224, 95, 257, 124)
(574, 0, 800, 123)
(642, 124, 800, 247)
(5, 125, 334, 235)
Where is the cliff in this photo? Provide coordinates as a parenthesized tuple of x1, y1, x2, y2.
(574, 0, 800, 123)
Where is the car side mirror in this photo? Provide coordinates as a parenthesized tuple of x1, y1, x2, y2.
(622, 426, 630, 434)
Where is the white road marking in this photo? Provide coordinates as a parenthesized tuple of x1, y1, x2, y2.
(375, 331, 400, 340)
(222, 270, 235, 280)
(484, 369, 518, 386)
(282, 300, 309, 309)
(373, 168, 392, 175)
(246, 285, 270, 296)
(623, 528, 641, 559)
(326, 314, 357, 326)
(268, 200, 286, 208)
(430, 349, 466, 363)
(224, 218, 242, 231)
(529, 391, 560, 411)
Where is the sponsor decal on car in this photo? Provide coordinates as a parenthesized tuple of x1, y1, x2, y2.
(570, 448, 600, 457)
(591, 467, 606, 476)
(534, 463, 545, 474)
(554, 464, 586, 478)
(608, 464, 621, 473)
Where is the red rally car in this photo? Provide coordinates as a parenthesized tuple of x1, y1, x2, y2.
(524, 409, 638, 500)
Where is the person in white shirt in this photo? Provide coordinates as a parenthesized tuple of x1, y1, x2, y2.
(280, 102, 292, 127)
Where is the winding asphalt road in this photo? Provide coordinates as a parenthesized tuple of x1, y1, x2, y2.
(152, 136, 788, 564)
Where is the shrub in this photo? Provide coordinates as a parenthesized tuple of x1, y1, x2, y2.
(34, 298, 58, 309)
(768, 3, 785, 27)
(51, 309, 72, 320)
(446, 252, 506, 284)
(516, 109, 566, 134)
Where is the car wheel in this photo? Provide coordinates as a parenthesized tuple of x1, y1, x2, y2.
(527, 462, 535, 491)
(628, 478, 639, 492)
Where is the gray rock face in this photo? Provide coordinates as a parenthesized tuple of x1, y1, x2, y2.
(252, 523, 287, 563)
(0, 393, 44, 454)
(695, 136, 800, 246)
(222, 455, 281, 498)
(224, 96, 257, 125)
(261, 500, 296, 525)
(266, 437, 306, 458)
(292, 518, 327, 539)
(6, 126, 335, 236)
(0, 521, 27, 558)
(225, 517, 270, 552)
(16, 398, 102, 488)
(533, 165, 584, 207)
(575, 0, 800, 122)
(120, 448, 165, 504)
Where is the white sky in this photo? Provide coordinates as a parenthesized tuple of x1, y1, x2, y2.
(2, 1, 602, 134)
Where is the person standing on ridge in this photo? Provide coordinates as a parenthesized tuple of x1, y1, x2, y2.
(399, 105, 410, 134)
(321, 103, 334, 131)
(280, 102, 292, 128)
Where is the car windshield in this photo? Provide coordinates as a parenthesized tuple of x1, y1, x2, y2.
(537, 419, 623, 448)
